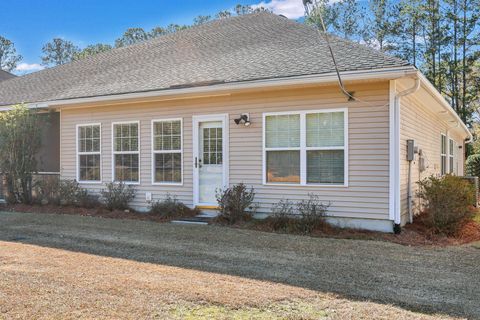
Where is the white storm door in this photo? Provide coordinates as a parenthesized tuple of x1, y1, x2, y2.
(193, 114, 229, 206)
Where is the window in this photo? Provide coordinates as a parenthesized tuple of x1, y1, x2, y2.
(77, 124, 101, 182)
(113, 122, 139, 183)
(152, 119, 182, 184)
(203, 127, 223, 165)
(449, 138, 455, 174)
(441, 134, 447, 175)
(264, 109, 347, 186)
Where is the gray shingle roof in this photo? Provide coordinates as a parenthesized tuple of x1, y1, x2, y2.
(0, 70, 16, 82)
(0, 12, 410, 106)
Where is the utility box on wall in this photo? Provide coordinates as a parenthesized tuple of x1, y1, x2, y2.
(407, 139, 415, 161)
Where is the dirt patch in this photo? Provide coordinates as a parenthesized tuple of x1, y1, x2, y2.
(3, 203, 198, 223)
(0, 241, 460, 319)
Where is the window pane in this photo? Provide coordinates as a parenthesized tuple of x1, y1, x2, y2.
(449, 140, 454, 156)
(79, 154, 101, 181)
(78, 125, 101, 153)
(155, 153, 181, 183)
(115, 154, 139, 182)
(114, 123, 139, 152)
(265, 114, 300, 148)
(153, 120, 181, 151)
(266, 150, 300, 183)
(306, 112, 344, 147)
(307, 150, 344, 184)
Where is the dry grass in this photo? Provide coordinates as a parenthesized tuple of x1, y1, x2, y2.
(0, 241, 459, 320)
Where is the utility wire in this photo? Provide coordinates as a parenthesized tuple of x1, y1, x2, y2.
(303, 0, 390, 110)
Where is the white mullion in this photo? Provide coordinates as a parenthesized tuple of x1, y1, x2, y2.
(300, 113, 306, 185)
(305, 146, 344, 151)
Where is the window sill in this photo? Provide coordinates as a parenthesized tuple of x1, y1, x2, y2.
(152, 182, 184, 186)
(78, 180, 103, 185)
(262, 183, 348, 188)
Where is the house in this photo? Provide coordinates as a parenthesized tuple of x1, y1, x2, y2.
(0, 70, 16, 82)
(0, 13, 471, 232)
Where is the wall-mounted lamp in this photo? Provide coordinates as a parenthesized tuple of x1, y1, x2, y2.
(234, 113, 251, 127)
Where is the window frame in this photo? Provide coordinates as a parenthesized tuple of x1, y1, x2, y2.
(440, 134, 447, 176)
(76, 123, 102, 184)
(151, 118, 183, 186)
(449, 138, 455, 174)
(111, 121, 141, 185)
(262, 108, 348, 187)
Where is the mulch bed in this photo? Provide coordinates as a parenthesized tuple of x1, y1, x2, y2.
(224, 214, 480, 247)
(3, 203, 480, 247)
(2, 204, 193, 223)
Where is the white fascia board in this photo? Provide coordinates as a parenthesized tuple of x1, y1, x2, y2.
(417, 72, 472, 141)
(0, 66, 417, 111)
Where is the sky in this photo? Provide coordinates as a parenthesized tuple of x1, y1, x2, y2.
(0, 0, 306, 74)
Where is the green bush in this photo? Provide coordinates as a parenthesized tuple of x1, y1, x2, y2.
(150, 194, 199, 218)
(466, 154, 480, 177)
(101, 182, 135, 211)
(267, 194, 330, 234)
(216, 183, 256, 224)
(417, 175, 476, 235)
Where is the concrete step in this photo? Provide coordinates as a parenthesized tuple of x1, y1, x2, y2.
(171, 209, 219, 225)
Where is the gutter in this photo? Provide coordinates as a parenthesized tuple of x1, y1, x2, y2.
(0, 66, 417, 110)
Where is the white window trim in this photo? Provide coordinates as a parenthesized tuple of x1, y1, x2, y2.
(449, 138, 455, 174)
(76, 123, 102, 184)
(111, 121, 141, 185)
(151, 118, 183, 186)
(262, 108, 349, 187)
(440, 133, 447, 176)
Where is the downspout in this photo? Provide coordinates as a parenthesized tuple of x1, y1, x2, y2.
(393, 77, 421, 231)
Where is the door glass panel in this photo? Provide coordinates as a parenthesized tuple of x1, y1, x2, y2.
(199, 121, 223, 204)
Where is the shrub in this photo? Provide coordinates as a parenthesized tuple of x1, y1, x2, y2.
(466, 154, 480, 177)
(34, 176, 61, 205)
(150, 194, 199, 218)
(266, 194, 330, 234)
(101, 182, 135, 211)
(34, 178, 100, 208)
(296, 194, 330, 234)
(58, 180, 86, 206)
(216, 183, 256, 224)
(417, 175, 476, 235)
(269, 199, 296, 232)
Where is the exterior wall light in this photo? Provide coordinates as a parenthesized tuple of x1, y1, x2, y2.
(234, 113, 251, 126)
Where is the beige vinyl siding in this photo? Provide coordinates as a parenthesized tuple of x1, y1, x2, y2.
(399, 94, 466, 224)
(60, 82, 391, 220)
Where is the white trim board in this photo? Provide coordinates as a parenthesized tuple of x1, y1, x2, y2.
(150, 118, 184, 186)
(192, 113, 229, 207)
(111, 120, 141, 185)
(262, 108, 349, 187)
(76, 123, 103, 184)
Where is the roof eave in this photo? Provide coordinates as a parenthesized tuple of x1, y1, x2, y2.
(0, 66, 417, 111)
(416, 72, 472, 141)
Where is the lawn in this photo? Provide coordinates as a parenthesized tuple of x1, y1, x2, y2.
(0, 211, 478, 319)
(0, 241, 456, 320)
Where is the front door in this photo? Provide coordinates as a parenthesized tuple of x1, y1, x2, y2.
(193, 114, 228, 206)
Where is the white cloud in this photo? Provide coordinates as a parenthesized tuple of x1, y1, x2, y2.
(252, 0, 306, 19)
(15, 63, 44, 73)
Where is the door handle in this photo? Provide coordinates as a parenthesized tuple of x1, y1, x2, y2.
(195, 157, 203, 168)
